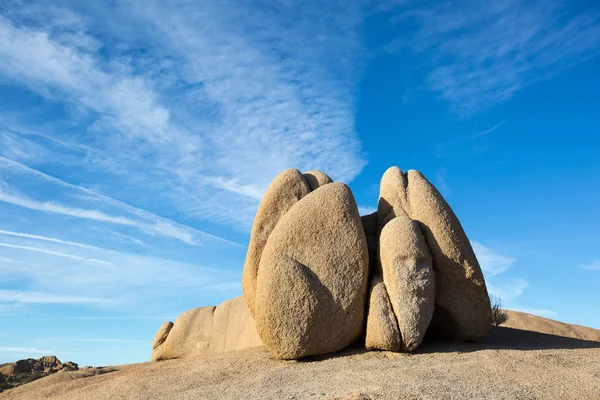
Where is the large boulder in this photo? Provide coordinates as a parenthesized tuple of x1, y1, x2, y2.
(379, 215, 436, 351)
(209, 296, 263, 352)
(151, 296, 263, 361)
(365, 275, 401, 351)
(376, 167, 492, 341)
(255, 183, 369, 359)
(152, 306, 215, 361)
(242, 169, 311, 316)
(303, 170, 333, 191)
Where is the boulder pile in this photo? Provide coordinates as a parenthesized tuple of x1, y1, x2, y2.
(0, 356, 78, 391)
(151, 167, 492, 361)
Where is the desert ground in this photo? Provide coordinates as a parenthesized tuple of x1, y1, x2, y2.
(2, 311, 599, 400)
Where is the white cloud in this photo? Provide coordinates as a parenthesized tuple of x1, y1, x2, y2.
(0, 290, 110, 305)
(0, 156, 236, 246)
(0, 242, 112, 266)
(0, 230, 239, 311)
(62, 338, 149, 344)
(471, 241, 516, 277)
(580, 260, 600, 271)
(0, 2, 367, 232)
(0, 228, 104, 250)
(393, 0, 600, 113)
(0, 346, 61, 355)
(471, 121, 506, 139)
(487, 278, 529, 302)
(510, 307, 558, 318)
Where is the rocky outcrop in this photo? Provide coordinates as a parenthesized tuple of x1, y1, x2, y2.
(254, 183, 369, 359)
(151, 166, 492, 361)
(0, 356, 79, 391)
(151, 296, 263, 361)
(375, 167, 492, 341)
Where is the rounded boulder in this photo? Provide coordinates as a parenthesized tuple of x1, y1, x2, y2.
(254, 183, 369, 359)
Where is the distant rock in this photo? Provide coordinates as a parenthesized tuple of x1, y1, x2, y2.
(254, 183, 369, 359)
(0, 355, 79, 391)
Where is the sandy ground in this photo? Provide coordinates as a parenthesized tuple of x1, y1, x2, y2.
(2, 324, 599, 400)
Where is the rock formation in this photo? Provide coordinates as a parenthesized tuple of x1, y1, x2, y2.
(151, 166, 492, 362)
(378, 214, 435, 351)
(151, 296, 262, 361)
(254, 183, 368, 359)
(0, 356, 78, 391)
(376, 167, 492, 341)
(242, 169, 332, 317)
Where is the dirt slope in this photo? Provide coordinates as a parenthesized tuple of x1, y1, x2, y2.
(2, 313, 599, 400)
(504, 310, 600, 342)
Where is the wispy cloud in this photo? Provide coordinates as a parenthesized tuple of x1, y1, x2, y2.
(487, 278, 529, 302)
(0, 230, 239, 311)
(510, 307, 558, 318)
(0, 2, 367, 231)
(0, 290, 110, 305)
(0, 242, 112, 266)
(0, 156, 236, 246)
(0, 346, 61, 354)
(580, 260, 600, 271)
(62, 338, 149, 344)
(471, 121, 506, 139)
(471, 241, 516, 277)
(0, 228, 103, 250)
(392, 0, 600, 113)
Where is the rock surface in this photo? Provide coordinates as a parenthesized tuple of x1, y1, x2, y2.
(151, 296, 263, 361)
(377, 166, 491, 341)
(5, 314, 600, 400)
(302, 170, 333, 191)
(254, 183, 369, 359)
(242, 168, 311, 317)
(405, 170, 491, 340)
(379, 215, 436, 351)
(365, 276, 401, 351)
(0, 356, 78, 391)
(152, 322, 173, 350)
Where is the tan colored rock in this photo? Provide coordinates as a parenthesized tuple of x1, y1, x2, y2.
(209, 296, 263, 353)
(365, 275, 401, 352)
(406, 170, 491, 340)
(152, 306, 215, 361)
(303, 170, 333, 191)
(242, 168, 311, 317)
(152, 322, 173, 350)
(151, 297, 263, 361)
(255, 183, 369, 359)
(377, 166, 409, 231)
(379, 215, 436, 351)
(376, 166, 492, 341)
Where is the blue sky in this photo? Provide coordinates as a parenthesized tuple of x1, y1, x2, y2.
(0, 0, 599, 366)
